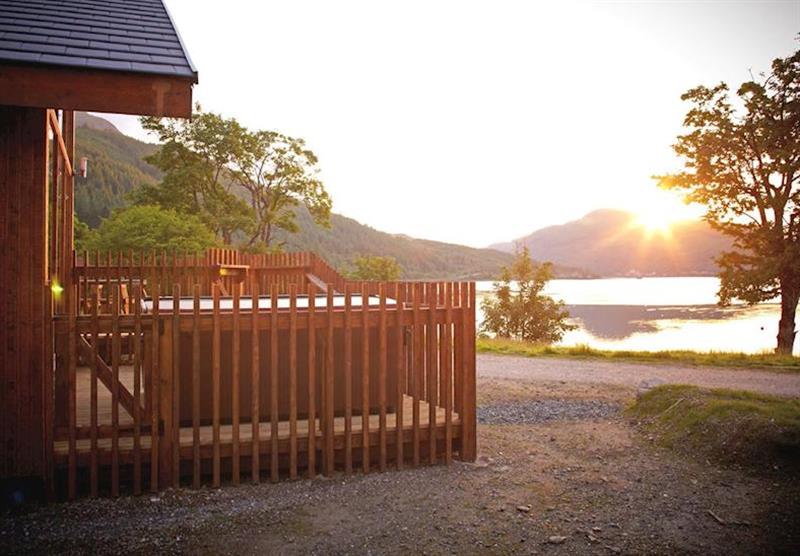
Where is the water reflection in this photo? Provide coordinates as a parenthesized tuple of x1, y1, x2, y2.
(566, 305, 739, 340)
(475, 277, 798, 354)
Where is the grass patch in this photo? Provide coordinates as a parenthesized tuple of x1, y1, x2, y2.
(628, 385, 800, 473)
(476, 337, 800, 371)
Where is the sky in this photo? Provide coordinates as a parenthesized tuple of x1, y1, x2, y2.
(102, 0, 800, 248)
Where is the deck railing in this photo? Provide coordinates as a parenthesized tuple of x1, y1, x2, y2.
(52, 276, 476, 499)
(71, 249, 347, 316)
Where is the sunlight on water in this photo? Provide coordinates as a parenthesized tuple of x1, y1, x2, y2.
(476, 277, 797, 355)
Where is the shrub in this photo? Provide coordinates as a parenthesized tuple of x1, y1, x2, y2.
(481, 247, 575, 343)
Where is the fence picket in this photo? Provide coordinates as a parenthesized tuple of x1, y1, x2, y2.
(67, 272, 77, 500)
(344, 284, 353, 473)
(378, 284, 388, 471)
(212, 284, 221, 488)
(412, 283, 422, 467)
(150, 283, 160, 493)
(307, 284, 316, 479)
(133, 284, 143, 494)
(428, 282, 437, 465)
(90, 288, 99, 496)
(232, 286, 241, 484)
(289, 284, 298, 479)
(444, 283, 453, 464)
(111, 284, 121, 496)
(394, 282, 405, 470)
(270, 284, 279, 482)
(324, 287, 335, 475)
(251, 275, 261, 483)
(171, 284, 181, 488)
(361, 284, 370, 473)
(192, 284, 201, 489)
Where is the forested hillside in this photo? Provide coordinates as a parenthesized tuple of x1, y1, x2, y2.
(73, 113, 522, 279)
(274, 207, 515, 279)
(75, 113, 160, 227)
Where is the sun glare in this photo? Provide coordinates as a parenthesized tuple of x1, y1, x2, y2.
(631, 191, 703, 237)
(634, 207, 677, 236)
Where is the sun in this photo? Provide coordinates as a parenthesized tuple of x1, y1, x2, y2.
(634, 207, 676, 237)
(630, 191, 702, 237)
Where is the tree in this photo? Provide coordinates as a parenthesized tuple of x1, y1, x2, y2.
(656, 46, 800, 354)
(73, 214, 96, 253)
(344, 255, 403, 281)
(136, 107, 331, 248)
(85, 205, 217, 254)
(230, 130, 331, 248)
(481, 247, 575, 343)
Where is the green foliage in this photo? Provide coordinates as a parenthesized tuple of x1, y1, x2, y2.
(85, 205, 217, 254)
(73, 214, 96, 253)
(628, 385, 800, 472)
(231, 128, 331, 247)
(476, 337, 800, 370)
(480, 247, 575, 343)
(137, 107, 331, 248)
(343, 255, 402, 281)
(656, 45, 800, 354)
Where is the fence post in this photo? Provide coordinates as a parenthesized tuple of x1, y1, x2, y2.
(460, 283, 477, 461)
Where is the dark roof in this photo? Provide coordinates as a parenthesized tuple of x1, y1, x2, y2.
(0, 0, 197, 81)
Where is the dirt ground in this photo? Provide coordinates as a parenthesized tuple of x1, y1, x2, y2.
(478, 354, 800, 397)
(1, 356, 799, 555)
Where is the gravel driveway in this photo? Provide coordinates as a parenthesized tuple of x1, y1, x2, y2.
(478, 354, 800, 397)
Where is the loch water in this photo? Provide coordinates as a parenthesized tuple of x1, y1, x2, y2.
(476, 277, 798, 355)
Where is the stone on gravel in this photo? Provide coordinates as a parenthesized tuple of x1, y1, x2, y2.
(547, 535, 568, 544)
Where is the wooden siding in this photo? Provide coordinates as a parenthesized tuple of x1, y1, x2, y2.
(0, 106, 49, 480)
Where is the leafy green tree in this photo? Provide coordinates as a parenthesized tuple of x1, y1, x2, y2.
(73, 214, 97, 253)
(86, 205, 217, 254)
(230, 130, 331, 248)
(344, 255, 403, 281)
(656, 46, 800, 354)
(135, 109, 253, 244)
(136, 107, 331, 248)
(481, 247, 574, 343)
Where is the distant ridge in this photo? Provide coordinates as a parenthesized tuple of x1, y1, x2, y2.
(490, 209, 732, 276)
(72, 113, 537, 280)
(76, 112, 121, 133)
(74, 112, 161, 227)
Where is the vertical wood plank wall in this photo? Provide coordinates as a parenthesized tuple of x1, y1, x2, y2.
(0, 106, 49, 483)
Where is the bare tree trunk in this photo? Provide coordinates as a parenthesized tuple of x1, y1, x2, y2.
(776, 278, 799, 355)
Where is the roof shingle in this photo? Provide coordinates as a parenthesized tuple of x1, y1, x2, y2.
(0, 0, 197, 80)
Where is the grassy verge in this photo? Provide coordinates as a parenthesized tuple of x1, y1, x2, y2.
(476, 337, 800, 371)
(628, 385, 800, 472)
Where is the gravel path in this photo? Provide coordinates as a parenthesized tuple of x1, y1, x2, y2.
(478, 354, 800, 396)
(478, 400, 620, 425)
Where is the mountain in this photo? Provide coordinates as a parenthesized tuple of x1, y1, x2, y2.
(489, 209, 732, 276)
(75, 114, 160, 227)
(272, 206, 514, 279)
(73, 113, 522, 279)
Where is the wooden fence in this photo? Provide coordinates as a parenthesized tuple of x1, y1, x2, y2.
(72, 250, 347, 316)
(51, 275, 476, 499)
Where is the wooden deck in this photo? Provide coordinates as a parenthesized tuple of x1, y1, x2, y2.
(54, 365, 459, 458)
(51, 277, 476, 497)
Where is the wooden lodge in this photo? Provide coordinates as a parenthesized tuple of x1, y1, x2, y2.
(0, 1, 476, 501)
